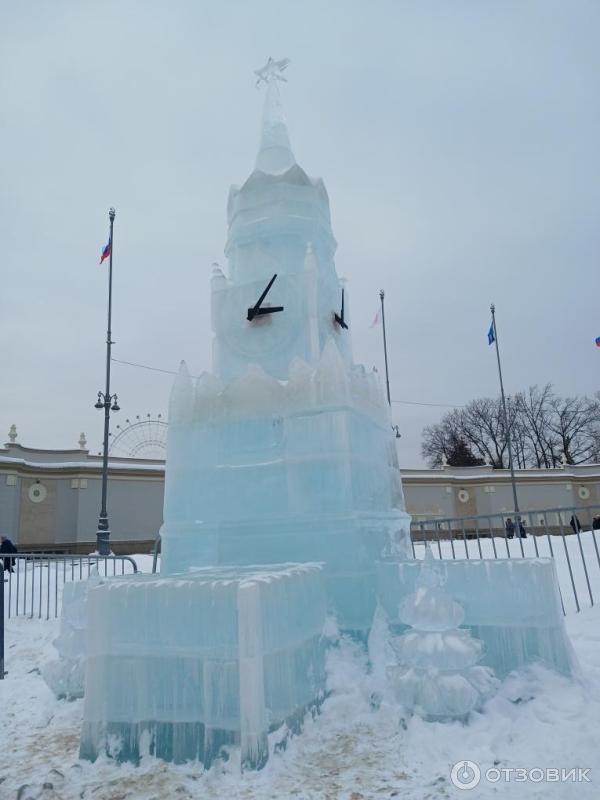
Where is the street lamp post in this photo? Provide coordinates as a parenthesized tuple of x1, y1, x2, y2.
(94, 207, 120, 555)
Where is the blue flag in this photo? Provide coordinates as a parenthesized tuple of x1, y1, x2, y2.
(488, 322, 495, 345)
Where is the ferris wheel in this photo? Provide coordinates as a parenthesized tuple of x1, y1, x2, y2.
(107, 414, 168, 459)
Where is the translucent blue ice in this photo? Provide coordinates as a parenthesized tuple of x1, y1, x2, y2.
(80, 563, 328, 768)
(387, 548, 498, 721)
(43, 577, 96, 700)
(377, 556, 578, 678)
(77, 63, 577, 770)
(160, 66, 411, 631)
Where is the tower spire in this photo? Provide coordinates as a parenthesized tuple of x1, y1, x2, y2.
(254, 57, 295, 174)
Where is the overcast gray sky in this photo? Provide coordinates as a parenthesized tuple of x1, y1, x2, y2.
(1, 0, 599, 466)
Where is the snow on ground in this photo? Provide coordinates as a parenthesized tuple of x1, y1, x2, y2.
(1, 544, 600, 799)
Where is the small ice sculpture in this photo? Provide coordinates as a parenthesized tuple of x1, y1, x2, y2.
(387, 548, 498, 721)
(376, 556, 577, 678)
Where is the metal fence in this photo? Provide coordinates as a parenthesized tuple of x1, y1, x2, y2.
(410, 503, 600, 614)
(152, 534, 161, 573)
(2, 552, 138, 620)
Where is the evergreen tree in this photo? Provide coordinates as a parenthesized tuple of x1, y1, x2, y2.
(446, 435, 484, 467)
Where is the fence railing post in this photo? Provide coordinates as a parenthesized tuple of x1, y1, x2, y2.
(556, 512, 580, 613)
(1, 567, 5, 679)
(570, 506, 594, 608)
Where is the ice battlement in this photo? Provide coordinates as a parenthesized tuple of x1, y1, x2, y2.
(169, 339, 389, 428)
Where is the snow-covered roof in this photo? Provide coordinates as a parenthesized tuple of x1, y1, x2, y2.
(0, 452, 165, 474)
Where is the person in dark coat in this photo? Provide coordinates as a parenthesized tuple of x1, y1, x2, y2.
(505, 518, 515, 539)
(517, 517, 527, 538)
(570, 515, 582, 534)
(0, 535, 17, 572)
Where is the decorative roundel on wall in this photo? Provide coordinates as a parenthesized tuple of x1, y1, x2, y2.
(578, 486, 591, 501)
(457, 488, 470, 504)
(28, 483, 47, 503)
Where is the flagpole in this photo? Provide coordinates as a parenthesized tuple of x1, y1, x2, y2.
(379, 289, 391, 406)
(490, 303, 519, 516)
(95, 208, 119, 555)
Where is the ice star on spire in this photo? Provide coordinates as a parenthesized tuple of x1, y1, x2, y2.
(254, 57, 295, 174)
(254, 57, 290, 87)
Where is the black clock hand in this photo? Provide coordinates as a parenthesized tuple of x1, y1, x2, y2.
(253, 304, 284, 317)
(247, 273, 278, 321)
(334, 288, 348, 329)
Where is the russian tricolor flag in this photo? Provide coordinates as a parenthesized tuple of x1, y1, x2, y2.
(100, 238, 111, 264)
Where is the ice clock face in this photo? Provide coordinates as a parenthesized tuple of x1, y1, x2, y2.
(218, 275, 302, 360)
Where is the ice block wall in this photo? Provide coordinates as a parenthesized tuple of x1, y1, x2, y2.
(80, 563, 328, 769)
(160, 340, 411, 630)
(376, 557, 578, 678)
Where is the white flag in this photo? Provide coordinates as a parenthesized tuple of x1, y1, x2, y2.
(370, 308, 382, 328)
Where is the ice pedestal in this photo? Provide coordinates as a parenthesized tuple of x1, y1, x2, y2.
(80, 563, 328, 769)
(376, 557, 578, 678)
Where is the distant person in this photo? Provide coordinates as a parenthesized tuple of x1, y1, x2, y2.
(517, 517, 527, 538)
(0, 535, 17, 573)
(505, 518, 515, 539)
(570, 515, 582, 534)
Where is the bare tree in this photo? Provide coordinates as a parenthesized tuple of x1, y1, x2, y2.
(421, 385, 600, 469)
(548, 394, 600, 464)
(592, 392, 600, 463)
(421, 417, 455, 467)
(422, 399, 507, 468)
(513, 384, 559, 467)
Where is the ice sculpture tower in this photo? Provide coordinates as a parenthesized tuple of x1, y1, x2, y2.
(160, 59, 412, 630)
(213, 57, 351, 381)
